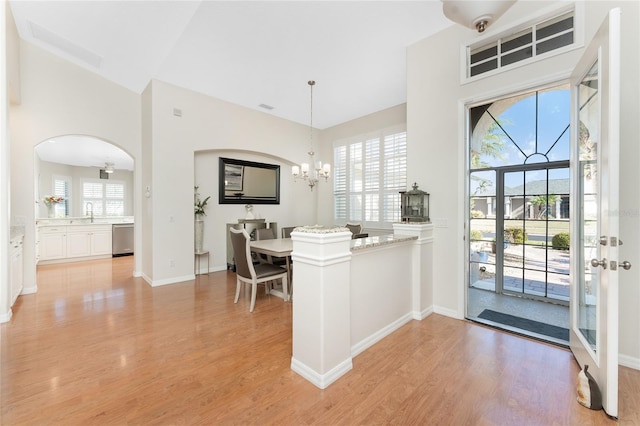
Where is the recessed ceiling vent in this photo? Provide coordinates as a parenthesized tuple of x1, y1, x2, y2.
(29, 20, 103, 68)
(258, 104, 275, 110)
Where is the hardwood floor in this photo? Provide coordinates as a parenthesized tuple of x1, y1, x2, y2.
(2, 256, 638, 425)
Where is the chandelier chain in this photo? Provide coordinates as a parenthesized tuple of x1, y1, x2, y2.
(308, 80, 315, 155)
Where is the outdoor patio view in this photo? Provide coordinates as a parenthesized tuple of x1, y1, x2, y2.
(468, 84, 573, 305)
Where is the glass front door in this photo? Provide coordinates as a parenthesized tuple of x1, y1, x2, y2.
(468, 84, 571, 305)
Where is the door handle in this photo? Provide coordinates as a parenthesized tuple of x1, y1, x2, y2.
(620, 261, 632, 270)
(591, 258, 607, 269)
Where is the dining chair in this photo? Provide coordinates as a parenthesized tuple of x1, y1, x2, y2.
(281, 226, 298, 239)
(230, 228, 289, 312)
(345, 222, 363, 238)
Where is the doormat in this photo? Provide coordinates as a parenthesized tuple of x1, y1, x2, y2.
(478, 309, 569, 341)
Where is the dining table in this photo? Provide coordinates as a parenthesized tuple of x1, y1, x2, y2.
(249, 237, 293, 300)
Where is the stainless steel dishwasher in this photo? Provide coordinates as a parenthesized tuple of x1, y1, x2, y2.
(112, 223, 134, 256)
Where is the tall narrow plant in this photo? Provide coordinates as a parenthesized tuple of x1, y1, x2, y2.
(194, 186, 210, 217)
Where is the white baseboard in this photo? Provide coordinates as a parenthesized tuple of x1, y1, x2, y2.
(433, 305, 461, 319)
(351, 313, 414, 357)
(412, 305, 434, 320)
(147, 274, 195, 287)
(0, 309, 12, 323)
(21, 285, 38, 295)
(619, 353, 640, 370)
(290, 356, 353, 389)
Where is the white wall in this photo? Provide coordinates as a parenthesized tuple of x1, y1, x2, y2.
(195, 150, 316, 271)
(9, 41, 142, 291)
(146, 80, 319, 283)
(1, 1, 12, 320)
(407, 1, 640, 364)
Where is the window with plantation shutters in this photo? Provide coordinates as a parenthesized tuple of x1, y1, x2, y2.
(106, 183, 125, 216)
(333, 127, 407, 228)
(53, 175, 71, 217)
(82, 180, 125, 217)
(333, 145, 347, 220)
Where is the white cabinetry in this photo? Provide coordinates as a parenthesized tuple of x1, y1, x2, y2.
(9, 235, 24, 306)
(39, 226, 67, 260)
(38, 225, 113, 264)
(66, 230, 91, 258)
(90, 227, 113, 255)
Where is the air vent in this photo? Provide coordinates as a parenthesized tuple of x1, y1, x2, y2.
(29, 20, 103, 68)
(467, 10, 574, 79)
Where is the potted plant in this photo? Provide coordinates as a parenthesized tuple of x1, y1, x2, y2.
(194, 186, 210, 252)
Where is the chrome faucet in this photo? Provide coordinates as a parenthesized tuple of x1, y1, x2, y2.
(86, 202, 94, 223)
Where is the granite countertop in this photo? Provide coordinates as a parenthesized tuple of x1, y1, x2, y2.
(350, 234, 417, 251)
(37, 217, 134, 226)
(292, 226, 417, 250)
(293, 225, 350, 234)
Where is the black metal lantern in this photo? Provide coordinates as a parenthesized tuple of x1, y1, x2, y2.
(400, 182, 430, 223)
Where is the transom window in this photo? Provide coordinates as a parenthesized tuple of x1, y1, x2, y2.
(333, 127, 406, 228)
(467, 10, 575, 80)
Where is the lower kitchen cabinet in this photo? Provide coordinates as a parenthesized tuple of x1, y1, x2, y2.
(38, 225, 112, 263)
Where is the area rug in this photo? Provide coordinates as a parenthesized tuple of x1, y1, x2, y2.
(478, 309, 569, 341)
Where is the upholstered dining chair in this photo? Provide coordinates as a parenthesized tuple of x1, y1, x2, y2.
(281, 226, 298, 239)
(345, 222, 363, 238)
(230, 228, 289, 312)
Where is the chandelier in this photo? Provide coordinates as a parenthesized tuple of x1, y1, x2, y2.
(292, 80, 330, 191)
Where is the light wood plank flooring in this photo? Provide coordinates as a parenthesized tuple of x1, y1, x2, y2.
(2, 257, 638, 425)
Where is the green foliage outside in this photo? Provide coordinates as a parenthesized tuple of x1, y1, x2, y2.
(504, 227, 527, 244)
(470, 230, 483, 241)
(552, 232, 570, 250)
(530, 194, 561, 219)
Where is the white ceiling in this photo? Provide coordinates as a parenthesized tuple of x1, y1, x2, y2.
(10, 0, 456, 131)
(36, 135, 135, 171)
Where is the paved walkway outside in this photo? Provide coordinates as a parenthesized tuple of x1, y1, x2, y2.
(470, 243, 570, 300)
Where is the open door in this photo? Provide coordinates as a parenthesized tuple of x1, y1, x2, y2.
(570, 8, 623, 418)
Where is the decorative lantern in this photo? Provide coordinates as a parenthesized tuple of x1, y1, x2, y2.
(400, 182, 430, 223)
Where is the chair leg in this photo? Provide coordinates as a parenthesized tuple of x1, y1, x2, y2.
(234, 277, 241, 303)
(250, 281, 258, 312)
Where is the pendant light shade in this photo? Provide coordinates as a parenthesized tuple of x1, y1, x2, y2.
(442, 0, 516, 33)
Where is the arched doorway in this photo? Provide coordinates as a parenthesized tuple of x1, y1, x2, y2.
(34, 135, 136, 272)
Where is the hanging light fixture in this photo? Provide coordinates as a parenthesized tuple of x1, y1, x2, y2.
(292, 80, 330, 191)
(104, 162, 115, 173)
(441, 0, 516, 33)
